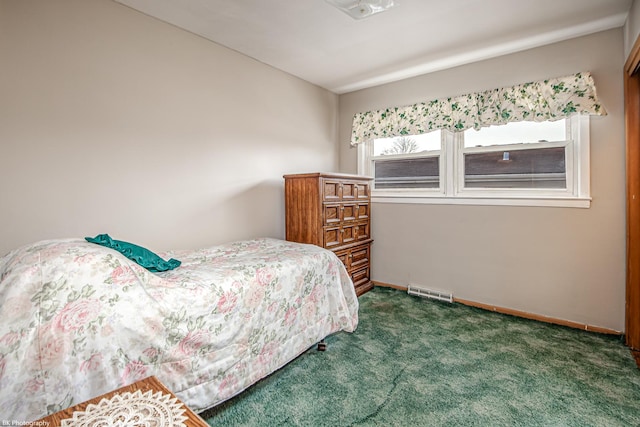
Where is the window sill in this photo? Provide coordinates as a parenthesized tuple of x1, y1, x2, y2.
(371, 194, 591, 208)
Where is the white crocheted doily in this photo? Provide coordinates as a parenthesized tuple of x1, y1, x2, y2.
(61, 389, 188, 427)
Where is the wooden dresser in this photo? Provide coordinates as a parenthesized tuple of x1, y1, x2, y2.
(284, 172, 373, 296)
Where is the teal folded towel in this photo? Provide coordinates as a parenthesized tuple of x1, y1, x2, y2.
(85, 234, 181, 272)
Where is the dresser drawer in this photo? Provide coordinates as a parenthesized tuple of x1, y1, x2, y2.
(340, 181, 357, 200)
(355, 203, 369, 221)
(351, 266, 370, 289)
(322, 179, 365, 202)
(333, 242, 370, 270)
(342, 203, 357, 221)
(335, 250, 348, 267)
(324, 203, 358, 225)
(355, 221, 370, 241)
(355, 182, 370, 200)
(323, 226, 341, 248)
(350, 245, 370, 270)
(324, 204, 342, 225)
(322, 179, 342, 201)
(341, 223, 357, 245)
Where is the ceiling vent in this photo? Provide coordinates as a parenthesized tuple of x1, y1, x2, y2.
(325, 0, 397, 20)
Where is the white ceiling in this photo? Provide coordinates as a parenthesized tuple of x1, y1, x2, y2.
(114, 0, 632, 94)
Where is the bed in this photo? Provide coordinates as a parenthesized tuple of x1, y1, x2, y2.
(0, 237, 359, 421)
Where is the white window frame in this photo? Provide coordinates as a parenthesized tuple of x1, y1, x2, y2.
(357, 115, 591, 208)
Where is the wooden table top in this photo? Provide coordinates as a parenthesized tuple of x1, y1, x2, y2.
(35, 376, 209, 426)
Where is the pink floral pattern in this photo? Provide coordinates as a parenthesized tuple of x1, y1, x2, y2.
(35, 330, 67, 370)
(120, 360, 149, 385)
(0, 355, 5, 382)
(0, 238, 358, 421)
(53, 299, 101, 332)
(216, 291, 238, 314)
(109, 265, 138, 285)
(0, 332, 20, 348)
(79, 354, 103, 374)
(178, 331, 210, 356)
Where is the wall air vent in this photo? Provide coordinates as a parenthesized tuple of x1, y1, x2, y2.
(407, 284, 453, 303)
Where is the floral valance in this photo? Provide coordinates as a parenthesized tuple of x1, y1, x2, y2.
(350, 72, 606, 146)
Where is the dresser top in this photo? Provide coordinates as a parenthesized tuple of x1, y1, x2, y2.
(283, 172, 373, 180)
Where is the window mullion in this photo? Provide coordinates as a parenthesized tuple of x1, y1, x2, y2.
(452, 131, 464, 196)
(573, 115, 590, 198)
(442, 130, 455, 196)
(357, 140, 372, 177)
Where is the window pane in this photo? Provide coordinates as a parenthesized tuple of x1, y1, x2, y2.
(374, 131, 441, 156)
(464, 120, 566, 148)
(464, 147, 566, 189)
(375, 157, 439, 189)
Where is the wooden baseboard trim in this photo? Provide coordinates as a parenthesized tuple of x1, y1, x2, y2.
(632, 350, 640, 369)
(372, 281, 622, 336)
(454, 297, 621, 335)
(372, 280, 408, 291)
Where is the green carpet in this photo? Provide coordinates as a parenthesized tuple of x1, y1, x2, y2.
(202, 287, 640, 426)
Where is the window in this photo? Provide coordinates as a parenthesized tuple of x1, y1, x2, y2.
(372, 131, 441, 189)
(461, 120, 567, 190)
(357, 115, 591, 207)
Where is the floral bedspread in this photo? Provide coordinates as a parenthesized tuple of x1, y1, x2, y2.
(0, 237, 358, 421)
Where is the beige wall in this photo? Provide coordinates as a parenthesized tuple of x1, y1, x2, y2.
(0, 0, 339, 255)
(625, 0, 640, 56)
(339, 29, 626, 332)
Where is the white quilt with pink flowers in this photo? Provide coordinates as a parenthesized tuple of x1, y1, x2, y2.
(0, 237, 358, 421)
